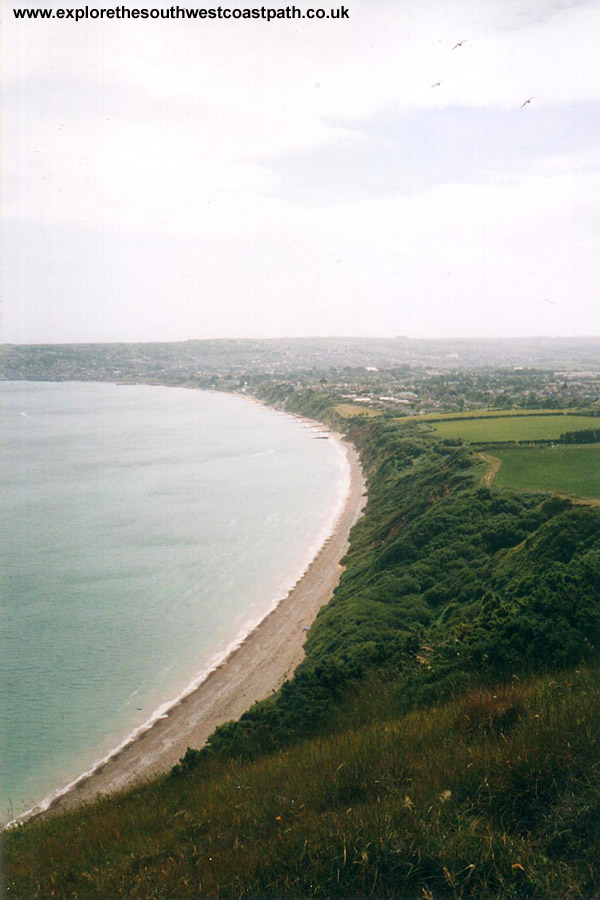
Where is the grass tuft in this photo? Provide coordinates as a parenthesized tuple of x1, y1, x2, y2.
(455, 687, 526, 736)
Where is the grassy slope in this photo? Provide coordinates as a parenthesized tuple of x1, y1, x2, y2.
(5, 667, 598, 900)
(4, 405, 599, 900)
(493, 445, 600, 501)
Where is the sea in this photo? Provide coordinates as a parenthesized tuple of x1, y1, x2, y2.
(1, 381, 349, 823)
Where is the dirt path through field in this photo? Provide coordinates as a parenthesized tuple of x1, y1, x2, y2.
(479, 453, 501, 487)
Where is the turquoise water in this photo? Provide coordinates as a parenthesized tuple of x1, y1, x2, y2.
(1, 382, 348, 822)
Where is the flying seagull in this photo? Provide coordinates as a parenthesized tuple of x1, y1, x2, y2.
(431, 81, 442, 88)
(543, 298, 556, 304)
(520, 96, 534, 108)
(452, 40, 466, 49)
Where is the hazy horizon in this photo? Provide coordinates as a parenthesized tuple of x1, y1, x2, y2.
(4, 333, 600, 347)
(3, 0, 599, 344)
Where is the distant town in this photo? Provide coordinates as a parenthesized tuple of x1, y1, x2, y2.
(3, 336, 600, 416)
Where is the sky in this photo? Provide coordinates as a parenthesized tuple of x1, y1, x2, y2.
(2, 0, 600, 343)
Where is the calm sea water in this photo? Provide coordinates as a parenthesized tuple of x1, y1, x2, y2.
(1, 382, 348, 821)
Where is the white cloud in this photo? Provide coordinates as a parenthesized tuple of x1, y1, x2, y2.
(1, 0, 598, 340)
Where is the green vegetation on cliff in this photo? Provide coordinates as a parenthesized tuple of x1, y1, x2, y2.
(182, 416, 598, 767)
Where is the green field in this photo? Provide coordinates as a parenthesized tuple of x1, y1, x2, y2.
(431, 414, 600, 443)
(335, 403, 382, 418)
(492, 445, 600, 500)
(407, 408, 578, 422)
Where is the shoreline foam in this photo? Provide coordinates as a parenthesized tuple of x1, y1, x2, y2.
(10, 410, 365, 825)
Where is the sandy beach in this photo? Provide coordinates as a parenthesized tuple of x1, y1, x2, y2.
(41, 434, 365, 817)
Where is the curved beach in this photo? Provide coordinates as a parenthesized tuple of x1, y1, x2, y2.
(40, 434, 365, 817)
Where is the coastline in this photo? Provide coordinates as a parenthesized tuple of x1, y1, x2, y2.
(28, 427, 366, 820)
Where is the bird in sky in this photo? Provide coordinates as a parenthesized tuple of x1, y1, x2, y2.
(452, 40, 466, 49)
(544, 298, 556, 304)
(520, 96, 534, 108)
(431, 81, 442, 88)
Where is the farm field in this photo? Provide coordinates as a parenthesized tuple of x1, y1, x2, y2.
(407, 408, 579, 422)
(335, 403, 382, 418)
(492, 445, 600, 500)
(430, 414, 600, 443)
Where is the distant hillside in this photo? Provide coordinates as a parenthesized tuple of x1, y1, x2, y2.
(3, 335, 600, 383)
